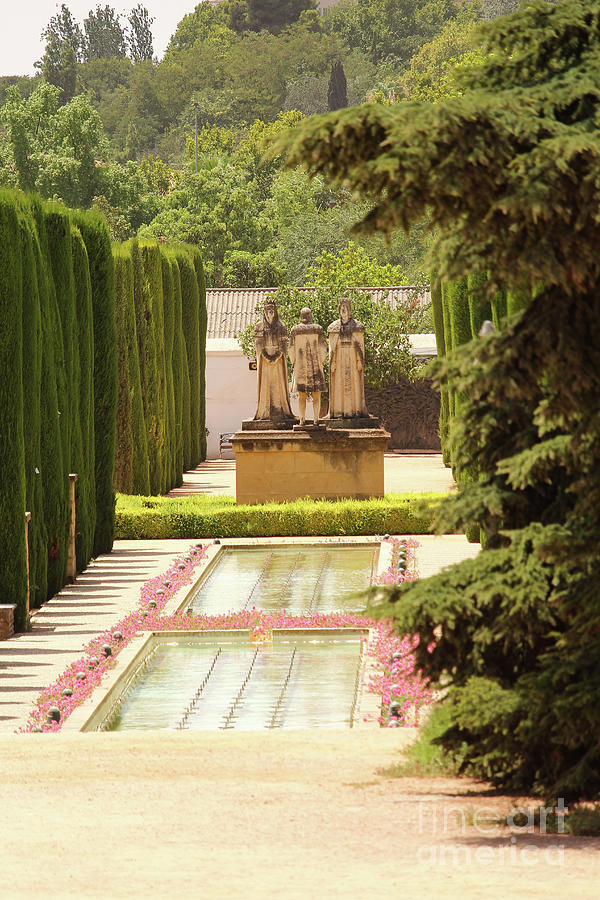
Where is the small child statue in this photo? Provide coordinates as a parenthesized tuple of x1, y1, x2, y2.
(288, 307, 327, 426)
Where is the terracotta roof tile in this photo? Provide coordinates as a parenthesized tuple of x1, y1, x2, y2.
(206, 286, 430, 339)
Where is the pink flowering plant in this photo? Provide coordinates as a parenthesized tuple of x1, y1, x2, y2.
(21, 537, 433, 732)
(371, 537, 419, 587)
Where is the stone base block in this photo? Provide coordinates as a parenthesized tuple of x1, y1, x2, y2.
(231, 428, 390, 504)
(241, 418, 298, 431)
(326, 415, 380, 429)
(0, 604, 16, 640)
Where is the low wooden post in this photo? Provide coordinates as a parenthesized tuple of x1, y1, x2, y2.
(67, 474, 78, 583)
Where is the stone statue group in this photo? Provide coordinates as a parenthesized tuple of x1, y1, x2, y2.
(252, 297, 370, 428)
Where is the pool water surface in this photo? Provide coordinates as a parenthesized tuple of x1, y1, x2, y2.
(102, 632, 366, 732)
(184, 544, 378, 615)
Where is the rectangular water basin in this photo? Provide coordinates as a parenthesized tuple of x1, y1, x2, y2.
(82, 630, 369, 732)
(181, 542, 380, 615)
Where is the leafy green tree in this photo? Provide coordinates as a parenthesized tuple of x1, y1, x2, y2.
(284, 74, 329, 116)
(480, 0, 525, 17)
(165, 2, 235, 56)
(160, 17, 343, 130)
(264, 167, 429, 285)
(323, 0, 460, 67)
(38, 4, 84, 63)
(39, 35, 78, 105)
(98, 160, 161, 232)
(127, 4, 154, 62)
(36, 94, 107, 207)
(0, 83, 60, 192)
(77, 56, 133, 103)
(83, 5, 127, 61)
(222, 247, 287, 287)
(138, 164, 272, 285)
(395, 17, 484, 102)
(307, 241, 407, 287)
(0, 84, 107, 208)
(280, 0, 600, 799)
(36, 3, 82, 104)
(246, 0, 318, 33)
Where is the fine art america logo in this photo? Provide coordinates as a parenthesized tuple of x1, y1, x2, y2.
(415, 799, 567, 867)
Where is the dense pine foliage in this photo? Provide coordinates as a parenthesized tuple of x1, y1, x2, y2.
(279, 0, 600, 799)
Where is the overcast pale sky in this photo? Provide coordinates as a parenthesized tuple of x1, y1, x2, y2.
(1, 1, 199, 76)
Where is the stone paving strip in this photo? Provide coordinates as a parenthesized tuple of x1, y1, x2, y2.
(0, 539, 193, 732)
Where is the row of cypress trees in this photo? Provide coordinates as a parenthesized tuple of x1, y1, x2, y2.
(112, 240, 207, 495)
(431, 273, 530, 468)
(0, 190, 206, 631)
(431, 272, 531, 541)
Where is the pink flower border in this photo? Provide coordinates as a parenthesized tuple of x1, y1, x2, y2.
(20, 538, 432, 732)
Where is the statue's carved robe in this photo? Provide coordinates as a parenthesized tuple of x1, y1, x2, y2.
(253, 318, 295, 422)
(327, 318, 368, 418)
(288, 322, 327, 394)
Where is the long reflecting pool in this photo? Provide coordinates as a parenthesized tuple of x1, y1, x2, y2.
(99, 631, 367, 732)
(184, 543, 379, 615)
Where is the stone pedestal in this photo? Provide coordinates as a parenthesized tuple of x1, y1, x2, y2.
(231, 427, 390, 504)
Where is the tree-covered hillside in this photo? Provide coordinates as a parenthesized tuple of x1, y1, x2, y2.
(0, 1, 554, 287)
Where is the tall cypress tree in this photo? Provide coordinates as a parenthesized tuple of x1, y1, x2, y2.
(117, 242, 149, 495)
(16, 197, 47, 608)
(160, 248, 177, 490)
(71, 225, 96, 569)
(34, 202, 71, 594)
(169, 251, 185, 485)
(429, 275, 449, 465)
(72, 209, 117, 556)
(113, 247, 135, 494)
(134, 241, 166, 493)
(440, 281, 453, 464)
(175, 247, 201, 468)
(327, 60, 347, 112)
(0, 192, 28, 628)
(45, 205, 84, 570)
(186, 244, 208, 462)
(467, 273, 492, 338)
(144, 243, 168, 492)
(27, 195, 67, 600)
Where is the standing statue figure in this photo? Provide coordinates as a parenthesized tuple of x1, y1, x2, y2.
(327, 297, 368, 419)
(289, 307, 327, 426)
(253, 299, 296, 425)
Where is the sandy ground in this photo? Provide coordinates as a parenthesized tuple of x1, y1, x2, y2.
(3, 455, 596, 897)
(1, 730, 599, 900)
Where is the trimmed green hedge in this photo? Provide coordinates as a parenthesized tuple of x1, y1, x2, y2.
(115, 493, 443, 539)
